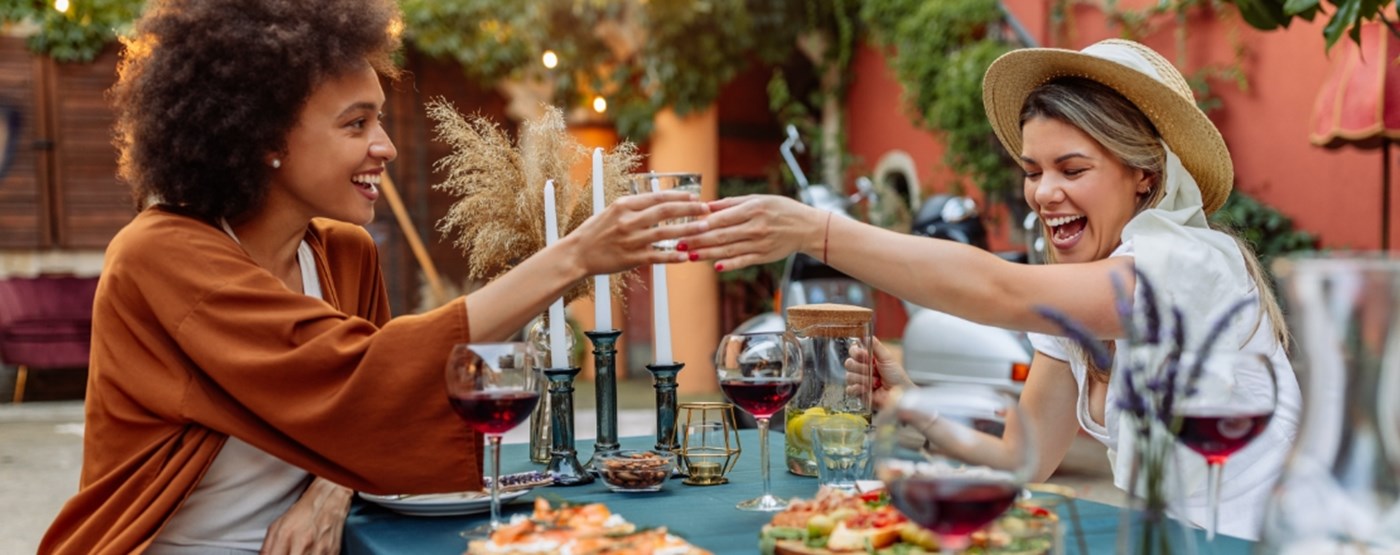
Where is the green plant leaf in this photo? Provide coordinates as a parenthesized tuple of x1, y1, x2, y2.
(1323, 0, 1364, 50)
(1284, 0, 1322, 16)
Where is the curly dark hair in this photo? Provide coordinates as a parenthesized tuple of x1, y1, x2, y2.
(112, 0, 402, 223)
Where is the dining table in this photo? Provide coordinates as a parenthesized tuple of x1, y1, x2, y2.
(343, 429, 1254, 554)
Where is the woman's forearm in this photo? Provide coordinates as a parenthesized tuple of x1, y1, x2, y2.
(814, 216, 1129, 337)
(464, 236, 587, 342)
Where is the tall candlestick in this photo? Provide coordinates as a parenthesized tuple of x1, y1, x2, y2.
(544, 180, 567, 368)
(650, 177, 673, 365)
(592, 148, 612, 331)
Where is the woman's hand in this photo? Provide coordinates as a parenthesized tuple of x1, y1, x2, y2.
(682, 195, 824, 271)
(563, 190, 710, 276)
(260, 478, 352, 555)
(845, 338, 914, 410)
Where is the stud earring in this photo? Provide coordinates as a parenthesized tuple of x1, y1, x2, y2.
(271, 159, 281, 169)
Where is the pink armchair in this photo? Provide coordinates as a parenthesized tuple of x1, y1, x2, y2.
(0, 276, 97, 403)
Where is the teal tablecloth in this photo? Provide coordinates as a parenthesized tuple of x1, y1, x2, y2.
(343, 430, 1252, 554)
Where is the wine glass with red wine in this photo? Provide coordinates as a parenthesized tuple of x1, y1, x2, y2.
(714, 331, 802, 511)
(1172, 350, 1278, 542)
(444, 342, 538, 537)
(871, 384, 1034, 554)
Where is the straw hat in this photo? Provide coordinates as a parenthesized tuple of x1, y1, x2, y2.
(982, 39, 1233, 214)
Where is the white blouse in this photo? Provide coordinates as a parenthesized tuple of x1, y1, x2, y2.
(1027, 240, 1301, 541)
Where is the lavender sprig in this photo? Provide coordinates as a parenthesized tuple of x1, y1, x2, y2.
(1111, 273, 1137, 345)
(1183, 297, 1254, 396)
(1035, 306, 1113, 369)
(1157, 307, 1188, 422)
(1133, 268, 1162, 344)
(1116, 359, 1149, 423)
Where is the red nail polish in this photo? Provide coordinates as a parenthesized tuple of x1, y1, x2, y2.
(676, 242, 689, 252)
(688, 251, 699, 262)
(715, 263, 725, 272)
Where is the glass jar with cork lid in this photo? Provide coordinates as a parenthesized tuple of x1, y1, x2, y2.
(783, 303, 874, 476)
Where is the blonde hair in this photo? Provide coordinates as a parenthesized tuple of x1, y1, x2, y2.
(1021, 77, 1288, 381)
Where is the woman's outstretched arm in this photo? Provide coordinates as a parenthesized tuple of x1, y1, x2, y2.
(684, 195, 1132, 338)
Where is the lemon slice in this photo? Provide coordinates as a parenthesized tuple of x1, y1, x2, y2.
(826, 412, 868, 428)
(786, 407, 828, 450)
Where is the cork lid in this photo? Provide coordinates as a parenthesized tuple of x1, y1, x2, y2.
(786, 303, 872, 337)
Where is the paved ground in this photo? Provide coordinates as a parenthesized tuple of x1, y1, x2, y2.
(0, 373, 1117, 554)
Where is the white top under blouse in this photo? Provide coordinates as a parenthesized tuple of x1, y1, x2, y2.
(147, 234, 323, 554)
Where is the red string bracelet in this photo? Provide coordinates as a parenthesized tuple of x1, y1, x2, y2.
(822, 211, 833, 264)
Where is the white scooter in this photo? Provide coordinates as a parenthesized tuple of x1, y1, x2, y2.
(898, 196, 1034, 393)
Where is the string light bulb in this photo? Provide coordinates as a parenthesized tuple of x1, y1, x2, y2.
(592, 96, 607, 114)
(541, 50, 558, 69)
(54, 0, 70, 13)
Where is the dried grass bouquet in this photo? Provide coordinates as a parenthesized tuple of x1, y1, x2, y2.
(427, 99, 642, 303)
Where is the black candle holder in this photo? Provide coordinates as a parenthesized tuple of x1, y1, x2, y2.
(543, 366, 593, 486)
(584, 330, 622, 475)
(646, 362, 685, 452)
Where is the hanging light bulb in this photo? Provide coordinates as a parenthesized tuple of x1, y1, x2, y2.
(53, 0, 70, 13)
(592, 96, 607, 114)
(542, 50, 559, 69)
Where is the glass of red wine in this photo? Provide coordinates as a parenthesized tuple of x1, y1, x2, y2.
(1172, 350, 1278, 542)
(871, 384, 1034, 554)
(714, 331, 802, 511)
(444, 342, 538, 537)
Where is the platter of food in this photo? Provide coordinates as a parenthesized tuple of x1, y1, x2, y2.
(758, 487, 1061, 555)
(467, 498, 711, 555)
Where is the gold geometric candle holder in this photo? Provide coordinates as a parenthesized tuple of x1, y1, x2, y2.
(676, 402, 742, 486)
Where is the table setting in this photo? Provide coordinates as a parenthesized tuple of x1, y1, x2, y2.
(353, 104, 1400, 555)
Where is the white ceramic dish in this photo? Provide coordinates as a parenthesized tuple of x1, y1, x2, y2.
(358, 488, 530, 517)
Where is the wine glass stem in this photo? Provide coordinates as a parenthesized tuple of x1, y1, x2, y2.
(488, 434, 503, 529)
(757, 416, 773, 499)
(1205, 460, 1222, 542)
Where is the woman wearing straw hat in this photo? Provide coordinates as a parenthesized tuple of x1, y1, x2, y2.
(684, 39, 1300, 539)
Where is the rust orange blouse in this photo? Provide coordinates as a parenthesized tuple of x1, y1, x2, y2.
(41, 208, 482, 554)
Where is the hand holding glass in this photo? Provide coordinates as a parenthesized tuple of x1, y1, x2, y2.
(444, 342, 538, 537)
(872, 384, 1034, 554)
(714, 331, 802, 511)
(628, 172, 702, 251)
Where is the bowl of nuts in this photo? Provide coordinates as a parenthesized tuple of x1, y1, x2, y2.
(596, 450, 675, 493)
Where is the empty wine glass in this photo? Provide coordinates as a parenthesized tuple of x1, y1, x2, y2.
(714, 331, 802, 511)
(629, 172, 703, 251)
(444, 342, 537, 538)
(872, 384, 1035, 554)
(1172, 350, 1279, 542)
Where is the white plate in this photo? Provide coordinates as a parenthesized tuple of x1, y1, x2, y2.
(359, 488, 531, 517)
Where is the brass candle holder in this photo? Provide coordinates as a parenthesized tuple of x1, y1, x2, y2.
(676, 402, 742, 486)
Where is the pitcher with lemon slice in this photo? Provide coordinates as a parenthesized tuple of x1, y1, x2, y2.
(784, 303, 874, 476)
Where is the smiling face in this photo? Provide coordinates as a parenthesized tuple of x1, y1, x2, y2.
(1021, 116, 1151, 264)
(265, 61, 396, 226)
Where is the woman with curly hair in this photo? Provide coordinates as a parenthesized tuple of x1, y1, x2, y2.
(40, 1, 707, 553)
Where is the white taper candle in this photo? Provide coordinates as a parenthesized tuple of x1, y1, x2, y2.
(591, 148, 612, 331)
(544, 180, 568, 368)
(649, 177, 672, 364)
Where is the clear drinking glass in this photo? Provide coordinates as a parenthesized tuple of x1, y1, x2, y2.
(1171, 351, 1279, 543)
(872, 384, 1035, 554)
(444, 342, 537, 538)
(807, 416, 872, 492)
(628, 172, 702, 251)
(715, 331, 802, 511)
